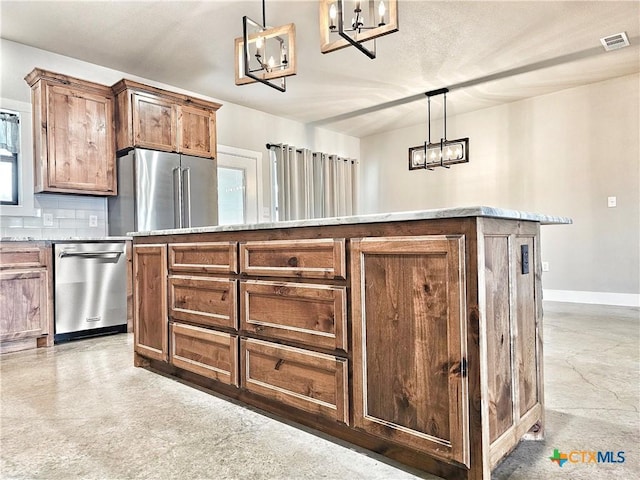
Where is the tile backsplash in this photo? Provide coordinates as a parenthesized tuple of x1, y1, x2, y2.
(0, 194, 107, 239)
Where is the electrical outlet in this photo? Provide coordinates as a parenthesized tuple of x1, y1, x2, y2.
(43, 213, 54, 226)
(89, 215, 98, 227)
(542, 261, 550, 272)
(608, 196, 617, 208)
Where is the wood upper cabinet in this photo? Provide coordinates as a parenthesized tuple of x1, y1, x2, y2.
(25, 69, 116, 196)
(112, 79, 221, 159)
(350, 235, 470, 466)
(0, 242, 53, 353)
(133, 244, 168, 362)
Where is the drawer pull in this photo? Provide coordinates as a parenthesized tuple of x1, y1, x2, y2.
(275, 358, 285, 370)
(287, 256, 298, 267)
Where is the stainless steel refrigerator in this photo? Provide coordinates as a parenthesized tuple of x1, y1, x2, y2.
(108, 148, 218, 235)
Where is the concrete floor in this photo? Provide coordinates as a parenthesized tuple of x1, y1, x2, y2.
(1, 302, 638, 480)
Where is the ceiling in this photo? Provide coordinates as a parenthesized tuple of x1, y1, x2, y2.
(1, 0, 639, 138)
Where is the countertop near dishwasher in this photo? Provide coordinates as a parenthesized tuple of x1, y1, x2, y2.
(0, 236, 132, 242)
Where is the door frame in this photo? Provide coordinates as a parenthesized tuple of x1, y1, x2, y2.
(217, 145, 267, 223)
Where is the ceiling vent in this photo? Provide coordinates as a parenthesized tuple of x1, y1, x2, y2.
(600, 32, 630, 51)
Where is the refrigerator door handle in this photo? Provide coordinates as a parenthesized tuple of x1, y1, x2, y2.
(173, 166, 183, 228)
(182, 167, 192, 228)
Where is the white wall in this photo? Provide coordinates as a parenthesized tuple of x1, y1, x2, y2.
(0, 39, 360, 234)
(360, 74, 640, 305)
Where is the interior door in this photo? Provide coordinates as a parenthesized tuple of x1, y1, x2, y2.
(217, 147, 263, 224)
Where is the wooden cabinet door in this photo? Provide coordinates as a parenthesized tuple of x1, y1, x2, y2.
(133, 244, 168, 361)
(46, 84, 116, 194)
(351, 235, 469, 466)
(132, 93, 177, 152)
(0, 269, 49, 341)
(178, 105, 217, 159)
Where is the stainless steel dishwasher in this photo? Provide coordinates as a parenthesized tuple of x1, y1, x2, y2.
(53, 242, 127, 342)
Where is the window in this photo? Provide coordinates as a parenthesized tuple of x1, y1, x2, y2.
(0, 111, 20, 206)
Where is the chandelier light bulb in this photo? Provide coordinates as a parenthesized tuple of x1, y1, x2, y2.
(267, 55, 275, 70)
(378, 1, 386, 25)
(329, 3, 337, 28)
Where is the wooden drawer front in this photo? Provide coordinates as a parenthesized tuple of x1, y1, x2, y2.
(169, 276, 237, 329)
(170, 322, 238, 386)
(169, 242, 237, 274)
(241, 338, 348, 424)
(240, 239, 346, 279)
(0, 246, 46, 269)
(241, 280, 347, 350)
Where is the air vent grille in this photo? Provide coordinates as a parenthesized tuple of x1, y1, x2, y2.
(600, 32, 630, 51)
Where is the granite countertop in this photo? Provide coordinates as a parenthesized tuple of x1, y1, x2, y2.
(129, 206, 572, 237)
(0, 236, 132, 242)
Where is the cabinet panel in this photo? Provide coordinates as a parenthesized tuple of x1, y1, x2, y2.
(241, 280, 346, 350)
(178, 105, 216, 158)
(241, 338, 348, 424)
(0, 269, 48, 341)
(25, 69, 116, 196)
(133, 244, 168, 361)
(0, 246, 46, 269)
(132, 93, 176, 152)
(515, 236, 538, 417)
(46, 84, 116, 193)
(169, 275, 237, 329)
(484, 236, 514, 443)
(169, 242, 237, 274)
(240, 239, 346, 279)
(170, 322, 238, 386)
(351, 235, 469, 466)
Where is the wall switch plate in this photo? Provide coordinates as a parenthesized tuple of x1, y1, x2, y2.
(521, 244, 530, 274)
(542, 261, 550, 272)
(89, 215, 98, 227)
(607, 196, 617, 208)
(43, 213, 54, 226)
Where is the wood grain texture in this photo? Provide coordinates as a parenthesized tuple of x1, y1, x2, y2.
(0, 269, 48, 342)
(241, 337, 349, 424)
(170, 322, 238, 386)
(484, 236, 514, 443)
(126, 240, 134, 333)
(132, 93, 176, 152)
(168, 242, 238, 274)
(25, 69, 116, 196)
(515, 236, 537, 416)
(240, 280, 347, 351)
(178, 105, 216, 158)
(168, 275, 237, 329)
(351, 235, 469, 466)
(111, 79, 221, 157)
(0, 245, 46, 269)
(133, 244, 168, 361)
(114, 88, 132, 152)
(240, 238, 346, 279)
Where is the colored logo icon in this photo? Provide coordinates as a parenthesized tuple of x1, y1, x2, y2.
(550, 449, 568, 467)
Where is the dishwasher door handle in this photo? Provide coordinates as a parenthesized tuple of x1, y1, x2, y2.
(59, 250, 124, 258)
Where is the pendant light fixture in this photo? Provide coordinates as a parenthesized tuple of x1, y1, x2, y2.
(235, 0, 296, 92)
(409, 88, 469, 171)
(319, 0, 398, 59)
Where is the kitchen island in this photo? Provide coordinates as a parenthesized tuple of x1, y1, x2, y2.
(130, 207, 570, 480)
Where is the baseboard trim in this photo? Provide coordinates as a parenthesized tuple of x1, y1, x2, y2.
(543, 289, 640, 307)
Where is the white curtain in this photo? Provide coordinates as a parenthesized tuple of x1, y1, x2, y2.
(0, 112, 20, 154)
(269, 144, 357, 221)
